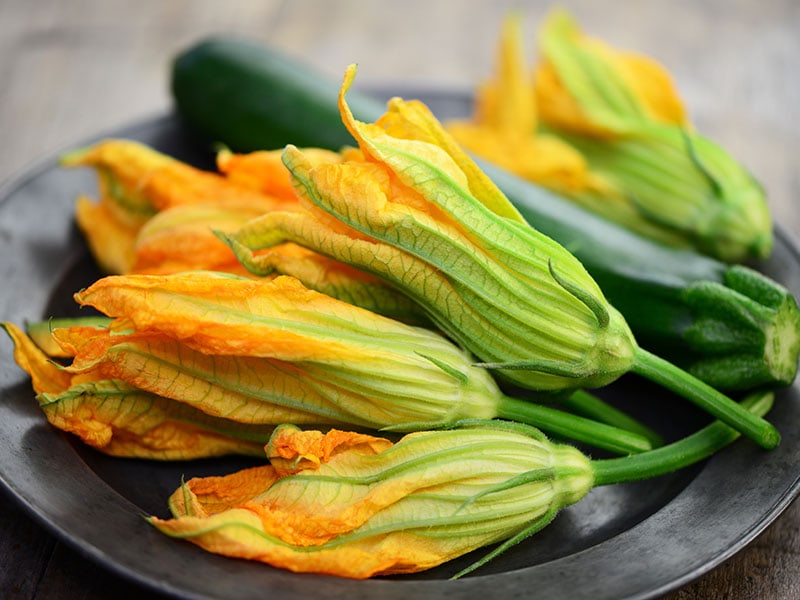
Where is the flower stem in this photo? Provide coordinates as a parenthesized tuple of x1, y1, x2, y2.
(632, 348, 780, 450)
(561, 389, 663, 447)
(591, 390, 774, 486)
(497, 394, 653, 455)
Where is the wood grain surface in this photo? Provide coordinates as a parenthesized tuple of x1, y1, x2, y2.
(1, 1, 799, 598)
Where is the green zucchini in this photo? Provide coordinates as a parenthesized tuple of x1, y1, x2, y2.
(170, 37, 800, 392)
(172, 36, 382, 152)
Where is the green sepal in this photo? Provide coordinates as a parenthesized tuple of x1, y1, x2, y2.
(417, 352, 470, 385)
(475, 358, 594, 379)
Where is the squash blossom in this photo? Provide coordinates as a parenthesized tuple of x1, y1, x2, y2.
(65, 271, 652, 455)
(222, 65, 779, 449)
(215, 146, 348, 199)
(446, 13, 615, 201)
(132, 201, 273, 277)
(91, 142, 648, 441)
(64, 139, 426, 325)
(0, 322, 274, 459)
(532, 10, 772, 262)
(133, 201, 426, 325)
(61, 139, 296, 274)
(150, 390, 772, 579)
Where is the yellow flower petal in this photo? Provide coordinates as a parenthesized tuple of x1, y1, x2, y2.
(131, 202, 270, 276)
(64, 139, 292, 213)
(64, 139, 297, 275)
(38, 380, 270, 459)
(267, 424, 393, 474)
(1, 322, 74, 394)
(75, 194, 140, 274)
(473, 12, 537, 134)
(444, 13, 619, 202)
(60, 329, 392, 426)
(534, 9, 687, 137)
(4, 322, 272, 459)
(339, 64, 527, 224)
(68, 273, 505, 429)
(74, 272, 409, 363)
(217, 147, 343, 200)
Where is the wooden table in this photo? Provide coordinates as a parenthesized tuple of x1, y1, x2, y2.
(1, 1, 798, 598)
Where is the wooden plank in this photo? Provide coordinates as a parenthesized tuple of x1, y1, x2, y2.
(0, 488, 56, 599)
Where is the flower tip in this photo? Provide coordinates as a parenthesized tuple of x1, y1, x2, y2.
(210, 228, 234, 248)
(499, 8, 525, 35)
(540, 6, 576, 37)
(281, 144, 301, 160)
(59, 145, 93, 167)
(342, 64, 358, 91)
(280, 145, 311, 178)
(337, 65, 365, 141)
(72, 288, 88, 304)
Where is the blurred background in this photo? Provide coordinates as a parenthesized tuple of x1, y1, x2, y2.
(1, 0, 798, 233)
(1, 1, 799, 598)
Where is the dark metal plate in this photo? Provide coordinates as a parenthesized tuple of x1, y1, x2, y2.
(1, 99, 798, 599)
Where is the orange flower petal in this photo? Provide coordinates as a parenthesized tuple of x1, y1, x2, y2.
(338, 65, 526, 224)
(534, 10, 687, 137)
(38, 380, 270, 459)
(217, 147, 341, 201)
(75, 195, 140, 274)
(267, 424, 392, 474)
(2, 322, 74, 394)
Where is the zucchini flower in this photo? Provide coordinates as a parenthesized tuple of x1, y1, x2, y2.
(131, 202, 272, 276)
(64, 271, 653, 455)
(150, 390, 772, 579)
(216, 146, 346, 199)
(446, 13, 614, 200)
(132, 202, 427, 325)
(64, 139, 426, 325)
(61, 139, 295, 274)
(1, 322, 274, 459)
(533, 10, 772, 262)
(222, 65, 779, 449)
